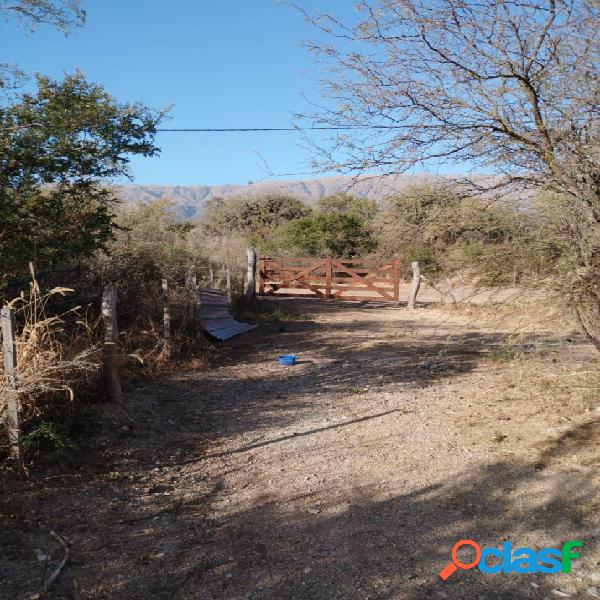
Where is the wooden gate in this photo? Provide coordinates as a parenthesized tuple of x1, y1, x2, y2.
(258, 256, 401, 302)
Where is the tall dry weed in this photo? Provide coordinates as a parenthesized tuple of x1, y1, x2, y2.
(0, 269, 101, 439)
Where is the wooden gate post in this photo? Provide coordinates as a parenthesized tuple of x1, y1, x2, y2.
(1, 306, 23, 469)
(161, 279, 171, 340)
(244, 248, 257, 304)
(325, 256, 333, 299)
(407, 261, 421, 309)
(101, 285, 122, 402)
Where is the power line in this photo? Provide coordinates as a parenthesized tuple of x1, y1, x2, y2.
(155, 125, 406, 132)
(1, 124, 407, 133)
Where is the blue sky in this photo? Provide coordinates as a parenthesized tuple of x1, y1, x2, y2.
(3, 0, 362, 185)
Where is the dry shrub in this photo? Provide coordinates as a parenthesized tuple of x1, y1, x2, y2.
(0, 277, 102, 450)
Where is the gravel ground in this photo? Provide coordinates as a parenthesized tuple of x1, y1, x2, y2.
(1, 297, 599, 599)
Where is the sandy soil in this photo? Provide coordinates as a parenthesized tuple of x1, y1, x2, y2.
(1, 297, 599, 599)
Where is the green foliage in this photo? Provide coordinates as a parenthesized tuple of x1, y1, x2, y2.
(0, 72, 162, 289)
(199, 194, 312, 254)
(316, 194, 377, 222)
(22, 420, 78, 455)
(202, 195, 310, 235)
(282, 212, 376, 257)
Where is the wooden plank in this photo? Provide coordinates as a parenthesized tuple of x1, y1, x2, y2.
(325, 257, 332, 298)
(331, 260, 395, 301)
(258, 256, 403, 303)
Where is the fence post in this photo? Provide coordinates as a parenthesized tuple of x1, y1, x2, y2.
(244, 248, 257, 304)
(209, 266, 214, 288)
(226, 267, 232, 304)
(101, 285, 122, 403)
(161, 278, 171, 340)
(186, 271, 197, 290)
(1, 306, 23, 470)
(407, 261, 421, 309)
(393, 258, 401, 304)
(325, 257, 333, 299)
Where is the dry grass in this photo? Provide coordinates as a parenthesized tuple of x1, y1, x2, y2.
(0, 276, 102, 451)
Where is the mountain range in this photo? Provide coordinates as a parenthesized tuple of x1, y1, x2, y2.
(115, 174, 447, 219)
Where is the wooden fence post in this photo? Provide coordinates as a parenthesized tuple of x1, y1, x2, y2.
(1, 306, 23, 469)
(244, 248, 257, 304)
(101, 285, 122, 403)
(407, 261, 421, 309)
(325, 256, 333, 299)
(226, 267, 232, 304)
(186, 271, 197, 290)
(161, 279, 171, 340)
(209, 266, 214, 288)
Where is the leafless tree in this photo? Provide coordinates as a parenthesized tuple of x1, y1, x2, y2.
(296, 0, 600, 342)
(0, 1, 85, 95)
(0, 0, 84, 32)
(296, 0, 598, 214)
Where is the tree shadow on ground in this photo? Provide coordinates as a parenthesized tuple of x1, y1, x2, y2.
(1, 298, 597, 599)
(20, 416, 595, 599)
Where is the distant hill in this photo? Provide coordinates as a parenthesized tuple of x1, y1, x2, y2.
(114, 174, 447, 219)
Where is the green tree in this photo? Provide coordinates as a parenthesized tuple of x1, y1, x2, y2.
(0, 72, 162, 288)
(283, 212, 376, 257)
(200, 194, 311, 252)
(316, 194, 377, 222)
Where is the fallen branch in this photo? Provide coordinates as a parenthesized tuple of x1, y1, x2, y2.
(30, 530, 69, 600)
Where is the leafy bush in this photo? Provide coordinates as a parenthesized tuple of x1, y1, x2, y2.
(282, 212, 377, 257)
(0, 72, 161, 292)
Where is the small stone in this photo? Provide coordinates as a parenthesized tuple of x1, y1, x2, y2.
(304, 567, 312, 574)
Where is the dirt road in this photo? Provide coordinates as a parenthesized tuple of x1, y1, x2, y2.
(2, 298, 599, 599)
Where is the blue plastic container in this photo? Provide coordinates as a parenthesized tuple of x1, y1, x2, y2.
(278, 354, 297, 366)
